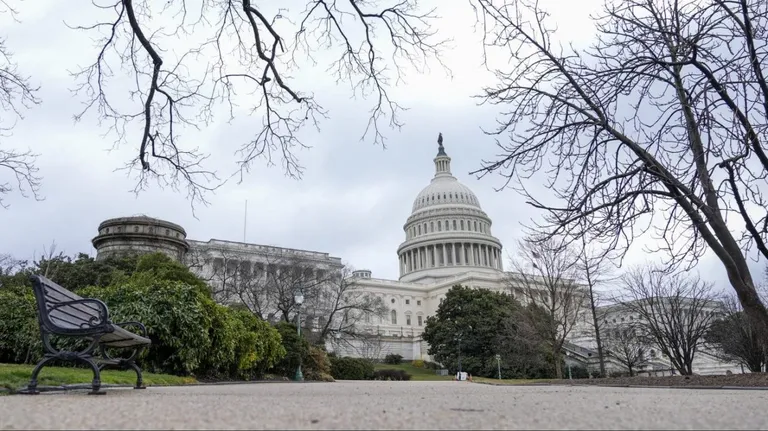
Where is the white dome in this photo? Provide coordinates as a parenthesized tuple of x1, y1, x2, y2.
(396, 134, 504, 284)
(411, 176, 482, 213)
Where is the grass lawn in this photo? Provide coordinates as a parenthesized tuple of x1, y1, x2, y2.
(0, 363, 197, 394)
(472, 376, 554, 385)
(373, 363, 453, 381)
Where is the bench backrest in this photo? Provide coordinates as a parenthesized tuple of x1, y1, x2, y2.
(30, 275, 107, 334)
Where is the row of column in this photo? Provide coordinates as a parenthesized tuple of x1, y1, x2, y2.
(399, 242, 502, 275)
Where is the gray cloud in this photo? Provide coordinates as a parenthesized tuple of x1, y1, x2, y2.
(1, 0, 764, 293)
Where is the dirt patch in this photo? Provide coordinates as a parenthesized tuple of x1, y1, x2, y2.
(548, 373, 768, 388)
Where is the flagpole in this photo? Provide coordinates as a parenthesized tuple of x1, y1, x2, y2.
(244, 200, 248, 242)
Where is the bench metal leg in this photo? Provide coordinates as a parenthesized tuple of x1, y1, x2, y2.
(128, 362, 146, 389)
(25, 356, 57, 395)
(79, 356, 105, 395)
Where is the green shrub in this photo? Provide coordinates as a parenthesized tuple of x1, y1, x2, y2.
(373, 369, 411, 381)
(384, 353, 403, 365)
(411, 359, 425, 368)
(0, 291, 41, 364)
(329, 356, 375, 380)
(304, 345, 334, 382)
(0, 253, 286, 380)
(227, 310, 285, 379)
(271, 322, 311, 378)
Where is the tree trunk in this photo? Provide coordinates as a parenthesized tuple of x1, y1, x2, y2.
(589, 287, 606, 378)
(554, 348, 563, 379)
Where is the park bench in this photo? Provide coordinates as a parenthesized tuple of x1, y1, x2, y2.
(24, 274, 151, 395)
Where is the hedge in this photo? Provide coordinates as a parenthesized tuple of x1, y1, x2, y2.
(0, 253, 286, 379)
(329, 356, 375, 380)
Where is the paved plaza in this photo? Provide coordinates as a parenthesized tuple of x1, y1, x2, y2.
(1, 381, 766, 430)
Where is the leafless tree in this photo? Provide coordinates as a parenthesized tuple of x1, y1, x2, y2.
(1, 1, 42, 208)
(0, 253, 27, 277)
(505, 237, 586, 379)
(350, 332, 385, 362)
(66, 0, 448, 205)
(705, 292, 767, 372)
(603, 322, 647, 377)
(192, 247, 385, 342)
(575, 233, 618, 378)
(617, 264, 720, 375)
(469, 0, 768, 340)
(314, 267, 387, 344)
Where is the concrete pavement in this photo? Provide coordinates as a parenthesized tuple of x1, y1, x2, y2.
(1, 381, 766, 430)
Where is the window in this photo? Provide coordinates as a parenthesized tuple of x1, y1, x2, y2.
(453, 220, 457, 230)
(417, 300, 421, 306)
(406, 315, 412, 326)
(430, 222, 434, 232)
(474, 221, 478, 231)
(390, 310, 397, 325)
(391, 298, 395, 304)
(418, 225, 421, 235)
(405, 299, 410, 305)
(460, 220, 465, 230)
(417, 316, 423, 326)
(438, 221, 442, 231)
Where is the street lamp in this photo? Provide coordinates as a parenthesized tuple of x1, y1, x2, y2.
(495, 354, 502, 380)
(565, 351, 572, 380)
(294, 288, 305, 382)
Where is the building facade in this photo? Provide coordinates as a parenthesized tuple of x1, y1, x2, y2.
(92, 136, 743, 376)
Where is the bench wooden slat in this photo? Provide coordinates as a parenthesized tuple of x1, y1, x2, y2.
(100, 326, 151, 348)
(42, 290, 105, 329)
(42, 287, 102, 315)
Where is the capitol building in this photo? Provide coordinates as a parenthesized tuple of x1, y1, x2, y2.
(91, 136, 743, 376)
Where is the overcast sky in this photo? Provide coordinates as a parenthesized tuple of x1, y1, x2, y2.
(1, 0, 765, 292)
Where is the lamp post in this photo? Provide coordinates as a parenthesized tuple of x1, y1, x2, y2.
(495, 354, 502, 380)
(565, 351, 572, 380)
(294, 288, 304, 382)
(457, 333, 463, 376)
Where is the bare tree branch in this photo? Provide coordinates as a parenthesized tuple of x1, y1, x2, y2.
(615, 264, 721, 375)
(68, 0, 449, 207)
(470, 0, 768, 340)
(0, 1, 42, 208)
(505, 237, 586, 379)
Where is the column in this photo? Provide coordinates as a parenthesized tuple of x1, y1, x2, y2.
(432, 245, 437, 268)
(468, 244, 474, 265)
(405, 250, 411, 272)
(442, 244, 448, 267)
(484, 246, 489, 267)
(452, 243, 458, 265)
(460, 243, 465, 265)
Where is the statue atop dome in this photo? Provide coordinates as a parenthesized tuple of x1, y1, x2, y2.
(437, 132, 447, 156)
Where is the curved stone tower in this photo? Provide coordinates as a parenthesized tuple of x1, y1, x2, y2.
(92, 216, 189, 262)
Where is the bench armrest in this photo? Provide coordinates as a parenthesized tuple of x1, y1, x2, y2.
(114, 321, 148, 337)
(48, 298, 111, 330)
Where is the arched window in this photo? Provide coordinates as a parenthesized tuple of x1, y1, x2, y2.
(474, 221, 478, 231)
(430, 222, 434, 232)
(391, 310, 397, 325)
(453, 220, 457, 230)
(418, 225, 421, 235)
(460, 220, 465, 230)
(438, 221, 442, 231)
